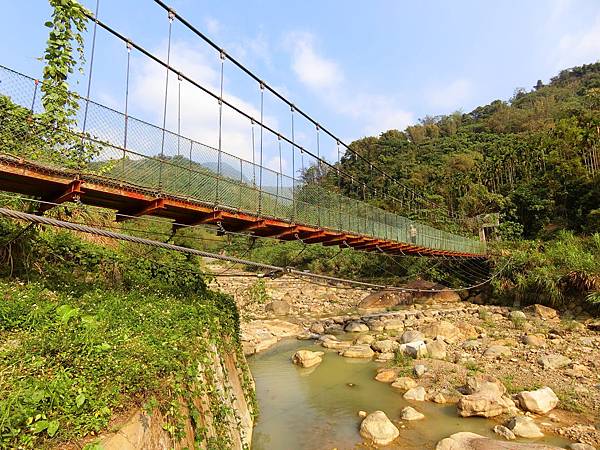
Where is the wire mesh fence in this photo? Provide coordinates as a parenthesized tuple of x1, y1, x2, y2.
(0, 65, 485, 255)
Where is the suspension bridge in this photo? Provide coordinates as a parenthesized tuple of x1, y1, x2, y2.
(0, 1, 486, 261)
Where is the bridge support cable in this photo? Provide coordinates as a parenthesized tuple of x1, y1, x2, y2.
(0, 207, 503, 293)
(65, 14, 482, 253)
(0, 64, 483, 255)
(82, 0, 100, 137)
(159, 11, 175, 190)
(149, 0, 452, 221)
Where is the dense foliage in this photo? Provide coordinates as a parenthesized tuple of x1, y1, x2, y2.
(326, 63, 600, 238)
(0, 217, 252, 449)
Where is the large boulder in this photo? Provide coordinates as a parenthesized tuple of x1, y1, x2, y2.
(400, 330, 425, 344)
(374, 368, 399, 383)
(516, 387, 559, 414)
(344, 321, 369, 332)
(265, 300, 290, 315)
(401, 406, 425, 421)
(371, 339, 399, 353)
(321, 337, 352, 350)
(404, 386, 426, 401)
(404, 341, 428, 358)
(427, 340, 447, 359)
(358, 291, 411, 310)
(538, 353, 571, 370)
(359, 411, 400, 446)
(435, 432, 562, 450)
(382, 317, 405, 331)
(522, 334, 546, 347)
(484, 345, 511, 359)
(391, 376, 418, 391)
(292, 350, 324, 368)
(524, 304, 559, 321)
(457, 375, 515, 418)
(507, 416, 544, 438)
(342, 344, 375, 358)
(422, 321, 462, 343)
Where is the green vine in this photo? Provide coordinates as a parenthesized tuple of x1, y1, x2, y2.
(42, 0, 89, 127)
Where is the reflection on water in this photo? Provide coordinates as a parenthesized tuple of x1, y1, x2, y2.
(249, 339, 570, 450)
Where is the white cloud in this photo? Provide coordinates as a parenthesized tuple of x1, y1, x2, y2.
(205, 17, 221, 35)
(554, 14, 600, 69)
(285, 32, 343, 91)
(425, 78, 473, 112)
(284, 31, 413, 136)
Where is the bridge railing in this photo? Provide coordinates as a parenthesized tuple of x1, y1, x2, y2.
(0, 65, 485, 255)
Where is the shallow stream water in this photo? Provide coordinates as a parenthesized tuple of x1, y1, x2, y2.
(249, 338, 571, 450)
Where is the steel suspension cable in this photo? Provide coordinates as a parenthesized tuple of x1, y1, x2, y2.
(159, 10, 175, 187)
(82, 0, 100, 136)
(149, 0, 446, 215)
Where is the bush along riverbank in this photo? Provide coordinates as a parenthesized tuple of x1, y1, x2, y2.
(0, 219, 256, 449)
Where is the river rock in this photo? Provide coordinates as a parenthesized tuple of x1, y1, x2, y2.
(359, 410, 400, 446)
(404, 386, 426, 401)
(435, 431, 562, 449)
(376, 352, 395, 362)
(321, 338, 352, 350)
(507, 416, 544, 438)
(371, 339, 399, 353)
(565, 363, 593, 378)
(355, 334, 376, 345)
(422, 320, 462, 343)
(309, 322, 325, 334)
(568, 444, 597, 450)
(345, 321, 369, 332)
(493, 424, 516, 440)
(358, 291, 410, 310)
(401, 406, 425, 421)
(524, 304, 558, 321)
(292, 350, 324, 368)
(463, 374, 506, 396)
(296, 331, 320, 340)
(538, 353, 571, 369)
(457, 322, 479, 340)
(366, 319, 385, 332)
(266, 300, 290, 315)
(401, 330, 424, 343)
(375, 368, 398, 383)
(405, 341, 428, 358)
(433, 392, 447, 404)
(392, 376, 417, 391)
(342, 344, 375, 358)
(517, 387, 559, 414)
(414, 364, 427, 377)
(457, 375, 515, 418)
(462, 339, 481, 350)
(427, 340, 447, 359)
(522, 334, 546, 347)
(383, 317, 405, 331)
(484, 345, 511, 358)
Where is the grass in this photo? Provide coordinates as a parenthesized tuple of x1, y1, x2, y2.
(0, 220, 249, 449)
(464, 361, 482, 376)
(389, 349, 414, 376)
(501, 375, 541, 395)
(556, 388, 584, 413)
(0, 280, 241, 449)
(510, 315, 526, 329)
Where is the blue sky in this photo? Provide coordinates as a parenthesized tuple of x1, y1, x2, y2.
(1, 0, 600, 172)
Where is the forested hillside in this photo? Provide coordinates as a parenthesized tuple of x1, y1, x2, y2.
(330, 63, 600, 239)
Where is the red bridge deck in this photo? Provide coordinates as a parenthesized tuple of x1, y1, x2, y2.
(0, 155, 483, 258)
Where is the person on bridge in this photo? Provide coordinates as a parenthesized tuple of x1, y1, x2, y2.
(409, 223, 418, 245)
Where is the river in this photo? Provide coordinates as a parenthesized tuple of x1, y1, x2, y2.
(249, 338, 571, 450)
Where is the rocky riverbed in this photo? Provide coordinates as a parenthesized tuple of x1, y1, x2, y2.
(209, 265, 599, 449)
